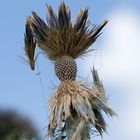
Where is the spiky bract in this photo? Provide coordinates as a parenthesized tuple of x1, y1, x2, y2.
(92, 67, 105, 97)
(24, 2, 108, 69)
(24, 17, 36, 70)
(48, 81, 115, 139)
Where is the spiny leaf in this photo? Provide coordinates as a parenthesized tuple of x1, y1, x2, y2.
(73, 8, 89, 31)
(46, 4, 58, 27)
(32, 11, 48, 30)
(24, 17, 36, 70)
(58, 2, 71, 28)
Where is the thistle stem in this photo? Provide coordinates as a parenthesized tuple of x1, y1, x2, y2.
(66, 117, 89, 140)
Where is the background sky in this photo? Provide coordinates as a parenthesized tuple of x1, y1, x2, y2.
(0, 0, 140, 140)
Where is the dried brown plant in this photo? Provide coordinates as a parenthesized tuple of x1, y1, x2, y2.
(24, 2, 116, 140)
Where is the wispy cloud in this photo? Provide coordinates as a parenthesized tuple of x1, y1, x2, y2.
(102, 9, 140, 89)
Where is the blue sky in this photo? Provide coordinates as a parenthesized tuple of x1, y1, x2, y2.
(0, 0, 140, 139)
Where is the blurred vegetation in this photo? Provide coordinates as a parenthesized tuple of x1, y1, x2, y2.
(0, 109, 40, 140)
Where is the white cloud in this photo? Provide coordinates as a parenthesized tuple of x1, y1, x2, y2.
(79, 8, 140, 139)
(102, 9, 140, 139)
(102, 9, 140, 89)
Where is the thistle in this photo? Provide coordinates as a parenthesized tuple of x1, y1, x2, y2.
(24, 2, 116, 140)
